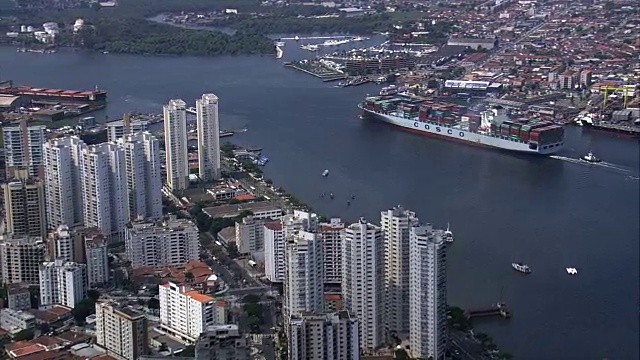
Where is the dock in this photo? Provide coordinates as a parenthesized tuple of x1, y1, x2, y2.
(279, 36, 355, 40)
(466, 302, 511, 319)
(283, 61, 346, 82)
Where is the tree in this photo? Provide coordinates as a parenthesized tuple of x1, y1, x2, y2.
(72, 298, 97, 325)
(87, 289, 100, 301)
(147, 298, 160, 309)
(242, 294, 260, 303)
(13, 329, 35, 341)
(185, 272, 194, 283)
(37, 323, 51, 333)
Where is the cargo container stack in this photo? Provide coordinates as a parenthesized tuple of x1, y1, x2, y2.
(499, 121, 512, 137)
(419, 105, 431, 121)
(510, 123, 522, 141)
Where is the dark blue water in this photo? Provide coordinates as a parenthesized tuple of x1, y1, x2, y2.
(2, 44, 638, 359)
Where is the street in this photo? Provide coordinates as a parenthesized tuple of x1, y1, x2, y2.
(449, 330, 492, 360)
(262, 336, 276, 360)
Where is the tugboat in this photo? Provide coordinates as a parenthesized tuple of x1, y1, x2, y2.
(444, 223, 453, 243)
(322, 169, 329, 177)
(512, 262, 532, 274)
(581, 151, 601, 163)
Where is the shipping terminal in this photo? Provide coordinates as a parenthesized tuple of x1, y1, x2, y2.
(0, 83, 107, 103)
(360, 95, 565, 154)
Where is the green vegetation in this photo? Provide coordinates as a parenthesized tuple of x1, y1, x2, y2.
(208, 13, 398, 35)
(242, 293, 264, 333)
(189, 204, 253, 236)
(73, 18, 273, 56)
(220, 142, 236, 158)
(12, 329, 35, 341)
(447, 306, 513, 359)
(1, 0, 274, 56)
(178, 346, 196, 357)
(72, 290, 101, 325)
(147, 297, 160, 309)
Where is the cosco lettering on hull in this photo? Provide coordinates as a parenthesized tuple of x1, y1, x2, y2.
(414, 122, 465, 138)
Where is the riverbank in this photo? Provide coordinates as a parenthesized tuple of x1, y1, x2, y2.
(1, 46, 636, 360)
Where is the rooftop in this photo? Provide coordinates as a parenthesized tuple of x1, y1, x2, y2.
(183, 290, 214, 304)
(203, 201, 281, 218)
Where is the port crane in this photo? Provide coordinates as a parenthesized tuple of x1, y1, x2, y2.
(599, 85, 636, 112)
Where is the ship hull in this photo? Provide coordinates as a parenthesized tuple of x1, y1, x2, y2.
(361, 107, 564, 155)
(581, 122, 640, 138)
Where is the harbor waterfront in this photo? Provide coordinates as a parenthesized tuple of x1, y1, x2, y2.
(0, 46, 638, 359)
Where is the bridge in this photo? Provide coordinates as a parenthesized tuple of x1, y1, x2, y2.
(467, 302, 511, 319)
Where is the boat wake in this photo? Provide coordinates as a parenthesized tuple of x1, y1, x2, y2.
(550, 155, 633, 174)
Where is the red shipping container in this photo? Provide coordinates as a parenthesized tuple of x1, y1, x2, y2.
(520, 131, 530, 142)
(419, 111, 427, 121)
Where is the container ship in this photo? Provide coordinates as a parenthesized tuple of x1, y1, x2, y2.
(0, 85, 107, 103)
(360, 95, 565, 155)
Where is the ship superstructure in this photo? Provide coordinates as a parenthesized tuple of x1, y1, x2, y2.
(360, 95, 565, 154)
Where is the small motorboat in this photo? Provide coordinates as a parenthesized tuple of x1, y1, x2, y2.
(322, 169, 329, 177)
(444, 223, 453, 243)
(329, 193, 334, 199)
(347, 201, 351, 206)
(351, 195, 356, 200)
(581, 151, 601, 163)
(566, 267, 578, 275)
(512, 262, 532, 274)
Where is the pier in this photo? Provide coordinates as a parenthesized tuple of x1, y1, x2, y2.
(283, 62, 346, 82)
(467, 302, 511, 319)
(279, 36, 355, 40)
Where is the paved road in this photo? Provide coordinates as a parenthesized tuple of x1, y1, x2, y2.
(449, 330, 492, 360)
(262, 336, 276, 360)
(226, 287, 270, 297)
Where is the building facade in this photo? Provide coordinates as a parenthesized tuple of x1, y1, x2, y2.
(283, 231, 324, 320)
(49, 224, 75, 262)
(2, 122, 46, 179)
(39, 259, 88, 308)
(263, 221, 284, 283)
(288, 311, 360, 360)
(342, 218, 384, 350)
(163, 99, 189, 191)
(196, 94, 221, 181)
(7, 284, 31, 310)
(84, 229, 110, 286)
(106, 115, 149, 142)
(0, 308, 35, 332)
(0, 235, 46, 285)
(118, 132, 163, 221)
(194, 324, 249, 360)
(2, 170, 47, 238)
(159, 282, 227, 343)
(96, 301, 149, 360)
(125, 217, 199, 269)
(43, 136, 84, 229)
(235, 216, 266, 255)
(264, 211, 318, 284)
(319, 218, 344, 285)
(381, 206, 418, 337)
(79, 142, 129, 242)
(409, 225, 447, 360)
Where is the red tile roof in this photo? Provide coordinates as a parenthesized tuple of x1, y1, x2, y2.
(9, 343, 45, 358)
(264, 222, 282, 231)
